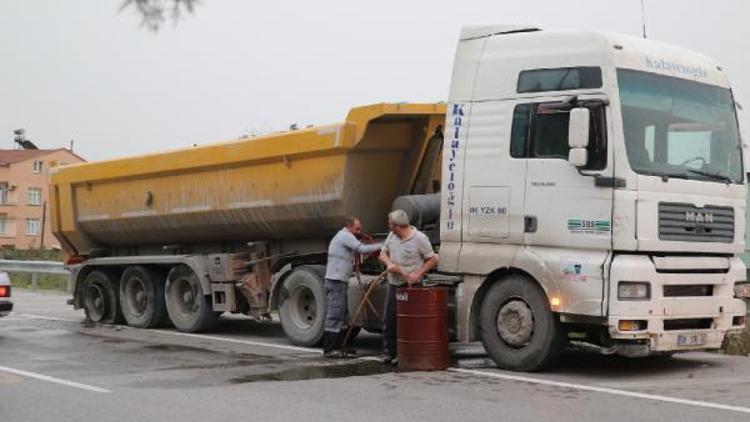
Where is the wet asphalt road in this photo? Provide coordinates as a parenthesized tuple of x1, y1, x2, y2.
(2, 290, 750, 422)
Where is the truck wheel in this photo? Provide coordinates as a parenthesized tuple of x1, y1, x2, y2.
(83, 270, 123, 324)
(165, 266, 218, 333)
(278, 266, 326, 347)
(119, 266, 169, 329)
(479, 275, 563, 371)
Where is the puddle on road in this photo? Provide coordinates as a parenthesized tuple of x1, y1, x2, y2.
(144, 343, 221, 353)
(230, 360, 394, 383)
(76, 331, 282, 363)
(157, 358, 283, 372)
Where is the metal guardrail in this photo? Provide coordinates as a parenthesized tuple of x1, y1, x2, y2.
(0, 260, 68, 275)
(0, 259, 71, 291)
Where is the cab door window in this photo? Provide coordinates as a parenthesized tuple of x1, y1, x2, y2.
(531, 104, 570, 159)
(510, 102, 607, 170)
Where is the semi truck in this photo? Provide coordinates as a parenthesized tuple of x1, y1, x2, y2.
(51, 25, 749, 371)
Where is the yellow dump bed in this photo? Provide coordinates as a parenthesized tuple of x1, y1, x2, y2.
(50, 103, 446, 255)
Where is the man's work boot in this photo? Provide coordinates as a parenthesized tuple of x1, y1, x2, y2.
(377, 353, 395, 364)
(323, 332, 344, 359)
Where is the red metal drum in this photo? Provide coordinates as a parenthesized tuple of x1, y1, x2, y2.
(396, 286, 449, 371)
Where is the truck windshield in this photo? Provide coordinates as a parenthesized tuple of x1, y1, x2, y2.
(617, 69, 743, 183)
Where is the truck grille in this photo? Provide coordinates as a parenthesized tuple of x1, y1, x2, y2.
(658, 203, 734, 243)
(663, 285, 714, 297)
(663, 318, 713, 331)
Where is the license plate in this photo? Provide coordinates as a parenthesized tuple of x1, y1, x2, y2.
(677, 333, 707, 347)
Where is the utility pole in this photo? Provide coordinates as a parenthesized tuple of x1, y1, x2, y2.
(40, 201, 47, 249)
(641, 0, 648, 39)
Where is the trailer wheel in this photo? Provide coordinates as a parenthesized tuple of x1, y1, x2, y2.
(82, 270, 123, 324)
(119, 266, 169, 329)
(278, 265, 326, 347)
(165, 266, 218, 333)
(478, 275, 563, 372)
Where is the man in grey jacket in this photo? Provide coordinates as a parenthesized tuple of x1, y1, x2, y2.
(323, 217, 382, 358)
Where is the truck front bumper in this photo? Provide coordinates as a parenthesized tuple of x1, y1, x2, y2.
(607, 255, 746, 352)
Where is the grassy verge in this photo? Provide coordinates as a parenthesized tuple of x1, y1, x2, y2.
(722, 324, 750, 356)
(2, 248, 63, 261)
(10, 273, 70, 291)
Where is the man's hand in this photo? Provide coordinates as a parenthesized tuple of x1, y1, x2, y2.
(386, 263, 402, 275)
(406, 271, 422, 285)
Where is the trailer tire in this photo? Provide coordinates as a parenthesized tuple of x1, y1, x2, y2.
(165, 266, 218, 333)
(120, 266, 169, 329)
(83, 270, 123, 324)
(278, 265, 326, 347)
(478, 275, 563, 372)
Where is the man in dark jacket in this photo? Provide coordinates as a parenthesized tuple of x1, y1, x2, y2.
(323, 217, 382, 358)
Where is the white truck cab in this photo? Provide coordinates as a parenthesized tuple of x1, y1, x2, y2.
(440, 26, 748, 371)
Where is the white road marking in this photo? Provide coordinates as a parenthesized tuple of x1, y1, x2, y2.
(13, 313, 78, 323)
(0, 365, 111, 394)
(17, 308, 79, 312)
(14, 313, 750, 414)
(449, 368, 750, 415)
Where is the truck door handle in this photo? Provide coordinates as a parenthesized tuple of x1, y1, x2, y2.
(594, 176, 626, 188)
(524, 216, 537, 233)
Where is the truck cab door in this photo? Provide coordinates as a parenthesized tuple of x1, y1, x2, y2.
(517, 96, 613, 316)
(461, 100, 529, 245)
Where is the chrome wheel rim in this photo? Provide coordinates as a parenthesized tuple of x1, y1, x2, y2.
(85, 283, 106, 321)
(290, 286, 317, 330)
(125, 277, 147, 317)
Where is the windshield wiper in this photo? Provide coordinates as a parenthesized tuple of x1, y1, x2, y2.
(634, 169, 688, 181)
(685, 169, 733, 184)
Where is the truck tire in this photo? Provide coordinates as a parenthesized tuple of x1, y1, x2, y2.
(478, 275, 563, 372)
(165, 266, 218, 333)
(119, 266, 169, 329)
(82, 270, 123, 324)
(278, 265, 326, 347)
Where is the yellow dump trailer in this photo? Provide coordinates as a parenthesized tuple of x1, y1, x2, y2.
(52, 103, 446, 344)
(51, 103, 445, 255)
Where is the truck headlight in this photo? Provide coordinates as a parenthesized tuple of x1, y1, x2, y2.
(734, 282, 750, 299)
(618, 282, 650, 300)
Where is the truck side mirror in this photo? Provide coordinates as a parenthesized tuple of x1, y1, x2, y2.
(568, 108, 590, 167)
(568, 148, 588, 167)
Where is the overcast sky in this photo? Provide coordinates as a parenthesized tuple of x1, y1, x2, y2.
(0, 0, 747, 161)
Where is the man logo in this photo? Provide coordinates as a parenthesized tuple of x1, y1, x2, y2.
(685, 211, 714, 224)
